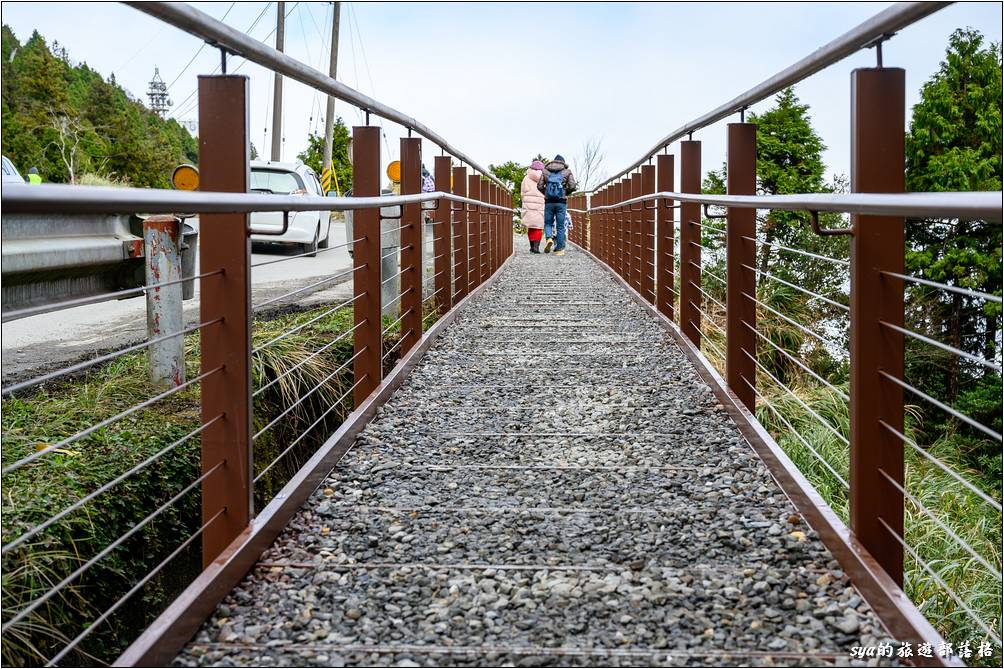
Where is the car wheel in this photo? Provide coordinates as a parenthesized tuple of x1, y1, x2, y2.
(303, 225, 319, 257)
(318, 220, 330, 249)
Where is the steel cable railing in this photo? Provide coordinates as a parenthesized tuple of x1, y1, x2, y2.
(1, 4, 515, 664)
(578, 5, 1002, 654)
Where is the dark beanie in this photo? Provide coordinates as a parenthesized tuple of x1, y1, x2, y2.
(554, 154, 565, 162)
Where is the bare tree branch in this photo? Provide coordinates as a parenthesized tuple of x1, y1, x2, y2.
(571, 137, 606, 192)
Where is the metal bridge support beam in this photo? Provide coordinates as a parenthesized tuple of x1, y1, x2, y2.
(726, 123, 757, 410)
(656, 154, 675, 321)
(198, 75, 253, 568)
(679, 139, 702, 347)
(351, 125, 382, 408)
(433, 155, 453, 314)
(849, 67, 905, 586)
(641, 165, 656, 303)
(453, 166, 469, 300)
(399, 137, 423, 356)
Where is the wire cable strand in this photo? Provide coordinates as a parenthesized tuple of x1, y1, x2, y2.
(254, 321, 363, 399)
(254, 372, 367, 483)
(881, 271, 1003, 304)
(880, 321, 999, 372)
(879, 420, 1002, 513)
(747, 379, 849, 488)
(252, 293, 361, 355)
(1, 318, 221, 397)
(743, 263, 849, 312)
(254, 265, 360, 311)
(878, 468, 1001, 579)
(44, 505, 227, 667)
(743, 322, 849, 401)
(879, 371, 1002, 442)
(744, 291, 844, 353)
(742, 235, 849, 267)
(1, 415, 224, 557)
(878, 517, 1003, 646)
(250, 236, 364, 268)
(4, 460, 225, 629)
(2, 366, 223, 475)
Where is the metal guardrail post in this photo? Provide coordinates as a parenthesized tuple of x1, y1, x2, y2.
(641, 165, 656, 302)
(144, 215, 185, 389)
(680, 139, 702, 347)
(727, 123, 757, 410)
(453, 166, 469, 300)
(656, 154, 675, 321)
(467, 173, 481, 289)
(197, 74, 253, 567)
(631, 173, 643, 292)
(433, 155, 452, 314)
(850, 66, 906, 586)
(399, 137, 423, 356)
(352, 125, 382, 408)
(615, 181, 625, 280)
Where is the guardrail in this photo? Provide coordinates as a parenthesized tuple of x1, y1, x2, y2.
(0, 3, 514, 665)
(576, 6, 1002, 662)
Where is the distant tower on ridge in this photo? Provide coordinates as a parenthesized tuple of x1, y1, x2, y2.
(147, 67, 172, 117)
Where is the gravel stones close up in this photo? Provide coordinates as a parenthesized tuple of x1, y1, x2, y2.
(175, 244, 894, 667)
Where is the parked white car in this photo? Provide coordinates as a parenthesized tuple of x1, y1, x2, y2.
(2, 156, 25, 184)
(249, 161, 331, 255)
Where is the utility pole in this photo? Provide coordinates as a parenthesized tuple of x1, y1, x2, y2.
(322, 2, 342, 175)
(270, 1, 285, 161)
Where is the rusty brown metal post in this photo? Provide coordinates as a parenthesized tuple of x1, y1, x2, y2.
(615, 181, 625, 280)
(726, 123, 757, 410)
(679, 139, 702, 347)
(468, 173, 481, 289)
(453, 166, 469, 300)
(492, 184, 500, 273)
(198, 75, 253, 567)
(850, 67, 906, 586)
(630, 173, 642, 292)
(351, 125, 382, 408)
(399, 137, 423, 356)
(641, 165, 656, 303)
(433, 155, 453, 314)
(656, 154, 675, 321)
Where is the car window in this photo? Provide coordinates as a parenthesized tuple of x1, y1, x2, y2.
(250, 169, 304, 194)
(2, 157, 16, 176)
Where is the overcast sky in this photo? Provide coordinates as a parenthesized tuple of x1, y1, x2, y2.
(2, 1, 1001, 188)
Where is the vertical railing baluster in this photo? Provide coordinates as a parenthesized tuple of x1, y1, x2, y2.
(198, 74, 253, 567)
(726, 122, 757, 410)
(352, 125, 382, 408)
(641, 164, 656, 303)
(433, 155, 453, 314)
(850, 66, 906, 585)
(399, 137, 423, 356)
(629, 173, 640, 291)
(453, 165, 469, 300)
(679, 139, 702, 347)
(616, 181, 625, 280)
(656, 153, 675, 321)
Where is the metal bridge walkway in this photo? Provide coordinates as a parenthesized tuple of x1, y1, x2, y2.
(175, 246, 891, 667)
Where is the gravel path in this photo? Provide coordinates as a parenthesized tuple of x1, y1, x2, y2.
(176, 243, 894, 667)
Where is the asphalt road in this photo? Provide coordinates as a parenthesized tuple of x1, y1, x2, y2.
(1, 219, 438, 386)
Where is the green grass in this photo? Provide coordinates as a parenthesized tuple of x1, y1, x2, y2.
(0, 298, 441, 667)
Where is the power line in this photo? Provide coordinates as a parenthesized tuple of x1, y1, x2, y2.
(166, 2, 236, 91)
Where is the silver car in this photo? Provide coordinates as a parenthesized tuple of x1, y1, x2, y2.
(2, 156, 24, 184)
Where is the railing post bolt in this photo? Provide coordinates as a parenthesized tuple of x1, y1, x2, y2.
(849, 66, 906, 585)
(726, 122, 757, 410)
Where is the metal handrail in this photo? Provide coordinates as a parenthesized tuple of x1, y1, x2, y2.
(596, 1, 949, 189)
(588, 190, 1003, 222)
(123, 1, 509, 190)
(0, 184, 515, 216)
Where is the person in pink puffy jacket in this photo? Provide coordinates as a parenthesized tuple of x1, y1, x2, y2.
(520, 160, 546, 253)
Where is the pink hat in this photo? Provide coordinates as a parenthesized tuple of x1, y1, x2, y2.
(530, 160, 545, 170)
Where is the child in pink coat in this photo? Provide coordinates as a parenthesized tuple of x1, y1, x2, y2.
(520, 160, 546, 253)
